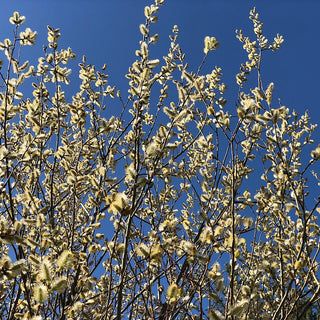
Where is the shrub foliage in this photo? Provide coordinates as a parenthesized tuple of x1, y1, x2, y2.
(0, 2, 320, 319)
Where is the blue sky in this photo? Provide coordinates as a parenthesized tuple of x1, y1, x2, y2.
(0, 0, 318, 201)
(0, 0, 319, 126)
(2, 0, 320, 305)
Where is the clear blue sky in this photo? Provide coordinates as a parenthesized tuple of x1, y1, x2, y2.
(0, 0, 319, 133)
(2, 0, 320, 300)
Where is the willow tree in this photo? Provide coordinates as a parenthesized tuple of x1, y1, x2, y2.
(0, 2, 320, 320)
